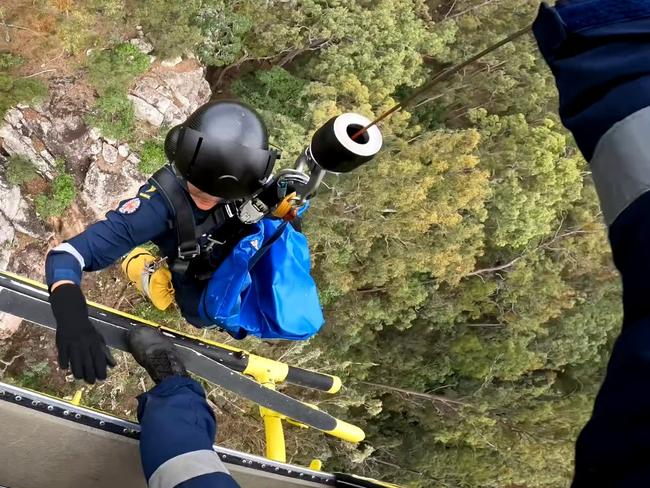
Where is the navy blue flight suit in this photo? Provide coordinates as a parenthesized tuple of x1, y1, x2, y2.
(535, 0, 650, 485)
(45, 183, 237, 328)
(138, 376, 240, 488)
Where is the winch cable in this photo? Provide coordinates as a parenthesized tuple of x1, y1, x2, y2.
(351, 23, 534, 142)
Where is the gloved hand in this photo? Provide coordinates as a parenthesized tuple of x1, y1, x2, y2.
(49, 283, 116, 383)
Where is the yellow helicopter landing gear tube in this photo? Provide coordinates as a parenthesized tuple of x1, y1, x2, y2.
(261, 407, 287, 463)
(121, 247, 175, 311)
(255, 369, 288, 463)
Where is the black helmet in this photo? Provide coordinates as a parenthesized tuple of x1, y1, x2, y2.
(164, 100, 278, 200)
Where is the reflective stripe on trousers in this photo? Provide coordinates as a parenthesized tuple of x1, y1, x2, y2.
(148, 449, 231, 488)
(591, 105, 650, 226)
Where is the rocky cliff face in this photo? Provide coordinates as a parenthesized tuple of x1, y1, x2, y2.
(128, 59, 210, 128)
(0, 56, 211, 290)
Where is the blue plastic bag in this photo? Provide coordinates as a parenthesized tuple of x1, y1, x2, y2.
(199, 215, 324, 340)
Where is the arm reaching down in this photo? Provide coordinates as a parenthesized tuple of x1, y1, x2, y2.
(534, 1, 650, 485)
(45, 186, 170, 383)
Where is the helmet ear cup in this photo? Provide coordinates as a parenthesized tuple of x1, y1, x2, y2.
(164, 125, 183, 162)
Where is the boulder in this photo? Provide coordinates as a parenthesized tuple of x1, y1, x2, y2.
(118, 144, 130, 158)
(129, 59, 211, 127)
(8, 241, 49, 282)
(0, 312, 22, 340)
(0, 178, 42, 238)
(102, 142, 119, 164)
(0, 77, 97, 175)
(0, 109, 56, 178)
(130, 37, 154, 55)
(81, 153, 146, 219)
(0, 212, 15, 272)
(128, 94, 165, 127)
(161, 56, 183, 67)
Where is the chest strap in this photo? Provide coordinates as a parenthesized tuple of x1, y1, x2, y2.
(150, 165, 240, 275)
(150, 165, 201, 263)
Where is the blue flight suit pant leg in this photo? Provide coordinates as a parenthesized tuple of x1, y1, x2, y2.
(533, 1, 650, 486)
(137, 376, 240, 488)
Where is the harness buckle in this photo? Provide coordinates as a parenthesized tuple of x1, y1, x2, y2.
(177, 243, 201, 260)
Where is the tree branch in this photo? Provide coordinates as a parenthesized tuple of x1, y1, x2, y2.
(0, 354, 23, 376)
(0, 22, 44, 37)
(448, 0, 504, 20)
(466, 256, 521, 277)
(356, 286, 388, 294)
(211, 38, 331, 90)
(360, 380, 472, 407)
(277, 38, 330, 67)
(464, 323, 505, 328)
(21, 69, 56, 79)
(466, 226, 601, 278)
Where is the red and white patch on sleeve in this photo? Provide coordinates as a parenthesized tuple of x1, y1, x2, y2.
(118, 197, 141, 215)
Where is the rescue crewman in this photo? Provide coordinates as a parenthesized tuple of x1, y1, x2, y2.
(534, 0, 650, 485)
(46, 100, 324, 385)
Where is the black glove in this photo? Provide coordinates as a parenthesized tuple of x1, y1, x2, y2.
(49, 284, 116, 384)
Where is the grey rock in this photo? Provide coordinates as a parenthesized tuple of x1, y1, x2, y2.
(131, 80, 172, 115)
(0, 109, 55, 178)
(128, 94, 164, 127)
(161, 56, 182, 67)
(126, 153, 141, 165)
(82, 154, 146, 219)
(0, 77, 96, 175)
(118, 144, 130, 158)
(9, 242, 48, 282)
(89, 127, 102, 141)
(89, 140, 102, 156)
(129, 60, 210, 128)
(0, 312, 22, 340)
(130, 37, 154, 54)
(0, 178, 46, 238)
(0, 211, 15, 272)
(102, 142, 118, 164)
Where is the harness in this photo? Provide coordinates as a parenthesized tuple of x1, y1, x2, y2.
(149, 165, 250, 279)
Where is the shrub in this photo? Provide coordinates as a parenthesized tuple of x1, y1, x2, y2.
(15, 361, 52, 391)
(35, 162, 76, 219)
(232, 67, 308, 121)
(87, 43, 150, 95)
(58, 10, 97, 55)
(133, 0, 202, 59)
(0, 53, 47, 118)
(195, 5, 252, 67)
(86, 90, 135, 141)
(0, 52, 24, 70)
(138, 139, 167, 174)
(5, 155, 38, 186)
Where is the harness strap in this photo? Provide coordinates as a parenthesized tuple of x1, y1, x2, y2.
(195, 204, 236, 239)
(150, 165, 200, 261)
(149, 165, 247, 277)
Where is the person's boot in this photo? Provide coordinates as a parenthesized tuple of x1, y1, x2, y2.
(127, 326, 188, 383)
(121, 247, 175, 311)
